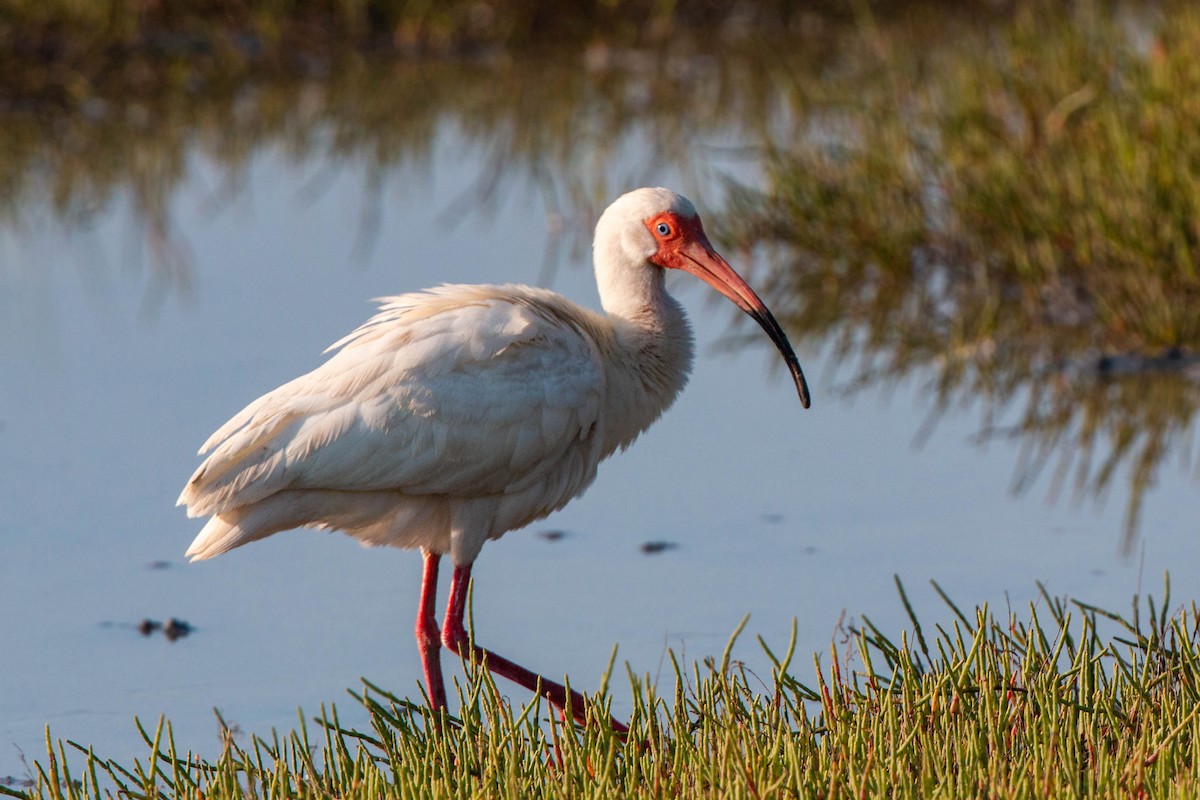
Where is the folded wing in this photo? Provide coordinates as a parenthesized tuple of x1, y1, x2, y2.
(178, 285, 607, 521)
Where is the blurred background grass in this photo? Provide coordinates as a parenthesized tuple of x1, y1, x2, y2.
(0, 0, 1019, 106)
(5, 0, 1200, 543)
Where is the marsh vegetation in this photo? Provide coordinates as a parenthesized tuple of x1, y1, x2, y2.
(7, 580, 1200, 798)
(7, 1, 1200, 795)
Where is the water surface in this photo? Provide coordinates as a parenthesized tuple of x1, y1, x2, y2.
(3, 16, 1200, 776)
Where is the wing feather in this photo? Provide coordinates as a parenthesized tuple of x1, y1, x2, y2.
(179, 285, 607, 519)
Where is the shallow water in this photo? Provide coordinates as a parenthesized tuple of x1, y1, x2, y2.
(2, 116, 1199, 780)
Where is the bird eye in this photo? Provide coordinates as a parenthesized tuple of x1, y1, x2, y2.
(656, 222, 671, 236)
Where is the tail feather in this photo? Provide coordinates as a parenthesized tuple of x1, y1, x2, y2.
(186, 515, 262, 561)
(184, 490, 454, 560)
(185, 490, 319, 559)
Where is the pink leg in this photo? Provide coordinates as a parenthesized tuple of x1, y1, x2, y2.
(414, 550, 447, 711)
(440, 562, 628, 734)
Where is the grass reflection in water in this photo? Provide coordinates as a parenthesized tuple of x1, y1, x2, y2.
(5, 1, 1200, 543)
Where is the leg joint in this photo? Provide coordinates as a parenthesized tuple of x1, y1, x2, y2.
(441, 620, 467, 653)
(415, 615, 441, 652)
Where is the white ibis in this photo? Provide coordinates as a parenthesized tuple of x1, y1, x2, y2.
(179, 187, 810, 729)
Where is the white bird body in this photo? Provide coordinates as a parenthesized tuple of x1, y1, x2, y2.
(179, 187, 808, 728)
(181, 282, 692, 564)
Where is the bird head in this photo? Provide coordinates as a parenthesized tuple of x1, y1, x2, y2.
(594, 187, 811, 408)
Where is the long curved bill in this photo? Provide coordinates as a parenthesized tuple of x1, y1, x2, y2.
(678, 239, 811, 409)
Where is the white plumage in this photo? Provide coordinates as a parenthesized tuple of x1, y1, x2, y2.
(181, 285, 617, 563)
(178, 187, 809, 729)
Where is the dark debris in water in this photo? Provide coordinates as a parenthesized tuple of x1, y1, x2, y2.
(106, 616, 194, 642)
(640, 540, 678, 555)
(1087, 348, 1200, 379)
(162, 618, 192, 641)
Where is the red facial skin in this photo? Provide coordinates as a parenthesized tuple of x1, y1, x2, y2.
(644, 211, 811, 408)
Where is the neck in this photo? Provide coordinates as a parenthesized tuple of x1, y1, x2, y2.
(598, 291, 695, 457)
